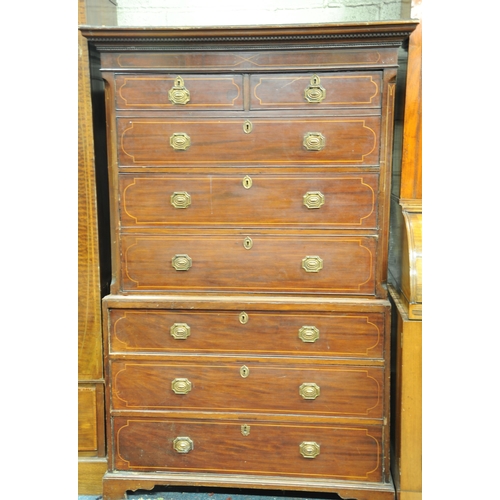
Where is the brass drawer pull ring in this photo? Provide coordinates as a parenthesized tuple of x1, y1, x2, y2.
(168, 76, 190, 105)
(305, 74, 326, 103)
(170, 132, 191, 150)
(300, 441, 320, 458)
(303, 132, 325, 151)
(172, 254, 192, 271)
(302, 256, 323, 273)
(170, 323, 191, 340)
(171, 191, 191, 209)
(171, 378, 192, 394)
(173, 436, 194, 453)
(303, 191, 325, 209)
(299, 382, 320, 400)
(298, 326, 320, 343)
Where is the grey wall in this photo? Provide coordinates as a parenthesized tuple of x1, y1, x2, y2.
(117, 0, 412, 26)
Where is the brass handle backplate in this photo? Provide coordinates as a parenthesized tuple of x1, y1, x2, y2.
(168, 76, 190, 105)
(305, 74, 326, 103)
(173, 436, 193, 453)
(302, 256, 323, 273)
(299, 382, 320, 400)
(171, 323, 191, 340)
(299, 326, 320, 343)
(303, 191, 325, 209)
(303, 132, 325, 151)
(170, 132, 191, 150)
(172, 378, 192, 394)
(171, 191, 191, 209)
(300, 441, 320, 458)
(172, 254, 192, 271)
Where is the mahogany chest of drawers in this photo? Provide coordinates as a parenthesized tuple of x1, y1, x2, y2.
(81, 21, 417, 500)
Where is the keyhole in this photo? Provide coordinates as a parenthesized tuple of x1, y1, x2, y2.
(242, 175, 252, 189)
(240, 365, 250, 378)
(243, 120, 253, 134)
(243, 237, 253, 250)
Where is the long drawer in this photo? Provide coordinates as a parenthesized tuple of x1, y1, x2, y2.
(108, 308, 385, 359)
(120, 234, 377, 294)
(112, 417, 384, 482)
(119, 173, 378, 229)
(117, 116, 380, 166)
(110, 360, 383, 417)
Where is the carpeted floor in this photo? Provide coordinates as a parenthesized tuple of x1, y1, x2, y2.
(78, 486, 346, 500)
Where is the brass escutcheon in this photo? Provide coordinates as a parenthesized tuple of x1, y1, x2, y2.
(170, 132, 191, 150)
(173, 436, 194, 453)
(242, 175, 252, 189)
(303, 132, 325, 151)
(171, 378, 192, 394)
(304, 74, 326, 103)
(240, 365, 250, 378)
(299, 382, 320, 400)
(243, 120, 253, 134)
(300, 441, 320, 458)
(171, 191, 191, 209)
(243, 237, 253, 250)
(239, 311, 249, 324)
(170, 323, 191, 340)
(302, 256, 323, 273)
(298, 326, 320, 343)
(168, 76, 190, 105)
(172, 254, 192, 271)
(241, 424, 251, 436)
(303, 191, 325, 209)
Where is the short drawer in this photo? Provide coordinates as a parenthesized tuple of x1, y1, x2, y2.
(120, 234, 377, 295)
(108, 308, 385, 359)
(119, 173, 378, 229)
(111, 360, 383, 417)
(115, 74, 244, 110)
(117, 116, 380, 166)
(112, 417, 384, 482)
(250, 72, 382, 110)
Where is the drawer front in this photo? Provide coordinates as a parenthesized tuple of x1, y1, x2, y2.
(115, 74, 244, 110)
(117, 117, 380, 166)
(120, 234, 376, 294)
(250, 72, 382, 110)
(112, 417, 383, 482)
(111, 360, 383, 417)
(109, 309, 385, 359)
(119, 173, 378, 229)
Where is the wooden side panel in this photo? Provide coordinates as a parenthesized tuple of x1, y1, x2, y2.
(400, 19, 422, 201)
(78, 16, 102, 382)
(389, 287, 422, 500)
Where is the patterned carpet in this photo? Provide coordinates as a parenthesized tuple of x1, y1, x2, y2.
(78, 487, 345, 500)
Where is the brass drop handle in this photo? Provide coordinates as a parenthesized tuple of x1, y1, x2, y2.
(170, 132, 191, 150)
(171, 323, 191, 340)
(171, 191, 191, 209)
(168, 76, 190, 105)
(171, 378, 192, 394)
(303, 132, 325, 151)
(298, 326, 320, 343)
(299, 382, 320, 400)
(172, 254, 192, 271)
(173, 436, 194, 453)
(300, 441, 320, 458)
(302, 256, 323, 273)
(304, 74, 326, 103)
(303, 191, 325, 209)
